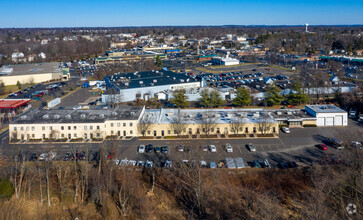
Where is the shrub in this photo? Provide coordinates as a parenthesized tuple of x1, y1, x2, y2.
(0, 179, 14, 200)
(303, 124, 317, 127)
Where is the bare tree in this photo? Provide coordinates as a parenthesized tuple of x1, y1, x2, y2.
(230, 116, 245, 135)
(256, 112, 275, 135)
(137, 116, 153, 137)
(169, 110, 187, 137)
(199, 111, 217, 136)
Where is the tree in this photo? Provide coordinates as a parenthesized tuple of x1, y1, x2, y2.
(199, 89, 225, 108)
(257, 112, 275, 135)
(230, 116, 245, 135)
(265, 83, 284, 106)
(0, 81, 5, 95)
(200, 111, 217, 136)
(233, 87, 251, 107)
(170, 89, 188, 108)
(137, 116, 152, 137)
(155, 55, 162, 68)
(287, 81, 309, 105)
(169, 111, 187, 137)
(16, 81, 22, 90)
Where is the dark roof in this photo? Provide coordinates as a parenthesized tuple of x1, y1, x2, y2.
(105, 70, 200, 90)
(13, 106, 143, 124)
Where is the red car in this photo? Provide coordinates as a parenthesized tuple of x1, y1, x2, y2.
(317, 144, 328, 150)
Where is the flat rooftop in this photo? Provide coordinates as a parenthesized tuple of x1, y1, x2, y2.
(0, 62, 62, 77)
(0, 99, 31, 109)
(306, 105, 346, 113)
(143, 108, 276, 124)
(12, 106, 143, 124)
(105, 70, 200, 90)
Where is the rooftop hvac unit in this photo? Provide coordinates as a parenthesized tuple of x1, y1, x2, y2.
(43, 114, 50, 119)
(156, 70, 159, 73)
(139, 81, 143, 85)
(186, 78, 190, 82)
(180, 79, 185, 83)
(241, 112, 247, 117)
(20, 115, 27, 119)
(81, 114, 86, 119)
(112, 112, 118, 116)
(253, 112, 260, 118)
(124, 82, 129, 86)
(173, 77, 176, 80)
(65, 114, 71, 119)
(153, 79, 158, 83)
(54, 114, 60, 119)
(276, 111, 282, 115)
(287, 111, 292, 115)
(99, 114, 105, 118)
(137, 74, 141, 78)
(150, 83, 154, 86)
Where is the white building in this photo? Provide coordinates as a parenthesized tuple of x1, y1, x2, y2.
(305, 105, 347, 126)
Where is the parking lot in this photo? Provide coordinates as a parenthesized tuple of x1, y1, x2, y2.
(2, 125, 359, 169)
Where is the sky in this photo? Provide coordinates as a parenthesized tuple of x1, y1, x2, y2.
(0, 0, 362, 28)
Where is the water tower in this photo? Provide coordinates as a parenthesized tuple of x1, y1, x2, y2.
(305, 23, 309, 32)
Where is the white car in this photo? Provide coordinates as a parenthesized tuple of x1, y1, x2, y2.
(128, 160, 137, 166)
(146, 160, 154, 168)
(248, 143, 256, 152)
(352, 141, 362, 149)
(225, 143, 233, 153)
(281, 127, 290, 133)
(138, 145, 145, 153)
(209, 145, 217, 152)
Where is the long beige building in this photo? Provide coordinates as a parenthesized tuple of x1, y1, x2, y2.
(10, 105, 333, 142)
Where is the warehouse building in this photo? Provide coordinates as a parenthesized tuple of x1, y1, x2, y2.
(305, 105, 347, 126)
(102, 70, 203, 103)
(0, 62, 69, 86)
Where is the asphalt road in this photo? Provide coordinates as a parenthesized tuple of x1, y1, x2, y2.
(1, 124, 361, 168)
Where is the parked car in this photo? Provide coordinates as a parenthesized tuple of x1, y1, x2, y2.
(145, 160, 154, 168)
(185, 146, 191, 153)
(202, 145, 208, 152)
(138, 145, 145, 153)
(317, 144, 328, 150)
(278, 162, 289, 169)
(128, 160, 137, 166)
(253, 160, 262, 168)
(161, 146, 168, 154)
(145, 144, 153, 153)
(154, 147, 161, 153)
(287, 161, 298, 168)
(137, 161, 145, 167)
(209, 162, 216, 169)
(281, 127, 290, 133)
(262, 159, 271, 168)
(178, 146, 184, 152)
(209, 145, 217, 152)
(164, 160, 172, 168)
(199, 161, 207, 168)
(248, 143, 256, 152)
(331, 138, 344, 150)
(352, 141, 362, 150)
(225, 143, 233, 153)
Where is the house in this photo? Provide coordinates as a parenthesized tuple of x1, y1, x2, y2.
(39, 52, 46, 59)
(330, 75, 340, 84)
(41, 39, 48, 45)
(264, 78, 274, 85)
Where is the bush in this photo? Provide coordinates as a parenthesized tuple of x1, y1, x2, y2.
(303, 124, 317, 127)
(279, 124, 289, 128)
(0, 179, 14, 200)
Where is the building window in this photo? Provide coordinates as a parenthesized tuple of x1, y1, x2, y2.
(90, 126, 93, 130)
(174, 130, 177, 134)
(111, 123, 114, 127)
(245, 127, 248, 133)
(14, 127, 17, 131)
(253, 127, 256, 133)
(129, 123, 133, 126)
(84, 126, 87, 130)
(168, 130, 171, 134)
(211, 128, 214, 132)
(130, 130, 133, 135)
(61, 126, 64, 130)
(123, 123, 126, 127)
(74, 133, 77, 138)
(26, 127, 29, 131)
(49, 134, 53, 138)
(31, 126, 35, 131)
(74, 126, 77, 130)
(41, 126, 44, 131)
(20, 127, 24, 131)
(32, 134, 35, 138)
(50, 126, 52, 130)
(97, 133, 100, 137)
(147, 130, 150, 135)
(61, 134, 64, 138)
(111, 131, 114, 135)
(97, 126, 100, 130)
(117, 123, 120, 127)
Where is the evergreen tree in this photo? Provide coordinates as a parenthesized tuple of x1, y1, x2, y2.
(287, 81, 309, 105)
(0, 82, 5, 95)
(16, 81, 22, 90)
(265, 83, 284, 106)
(170, 89, 188, 108)
(199, 89, 225, 108)
(155, 55, 163, 68)
(233, 87, 251, 106)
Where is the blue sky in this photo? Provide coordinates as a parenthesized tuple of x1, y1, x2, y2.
(0, 0, 362, 27)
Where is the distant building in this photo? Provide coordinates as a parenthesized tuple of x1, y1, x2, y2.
(211, 56, 240, 66)
(102, 70, 202, 103)
(305, 105, 347, 126)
